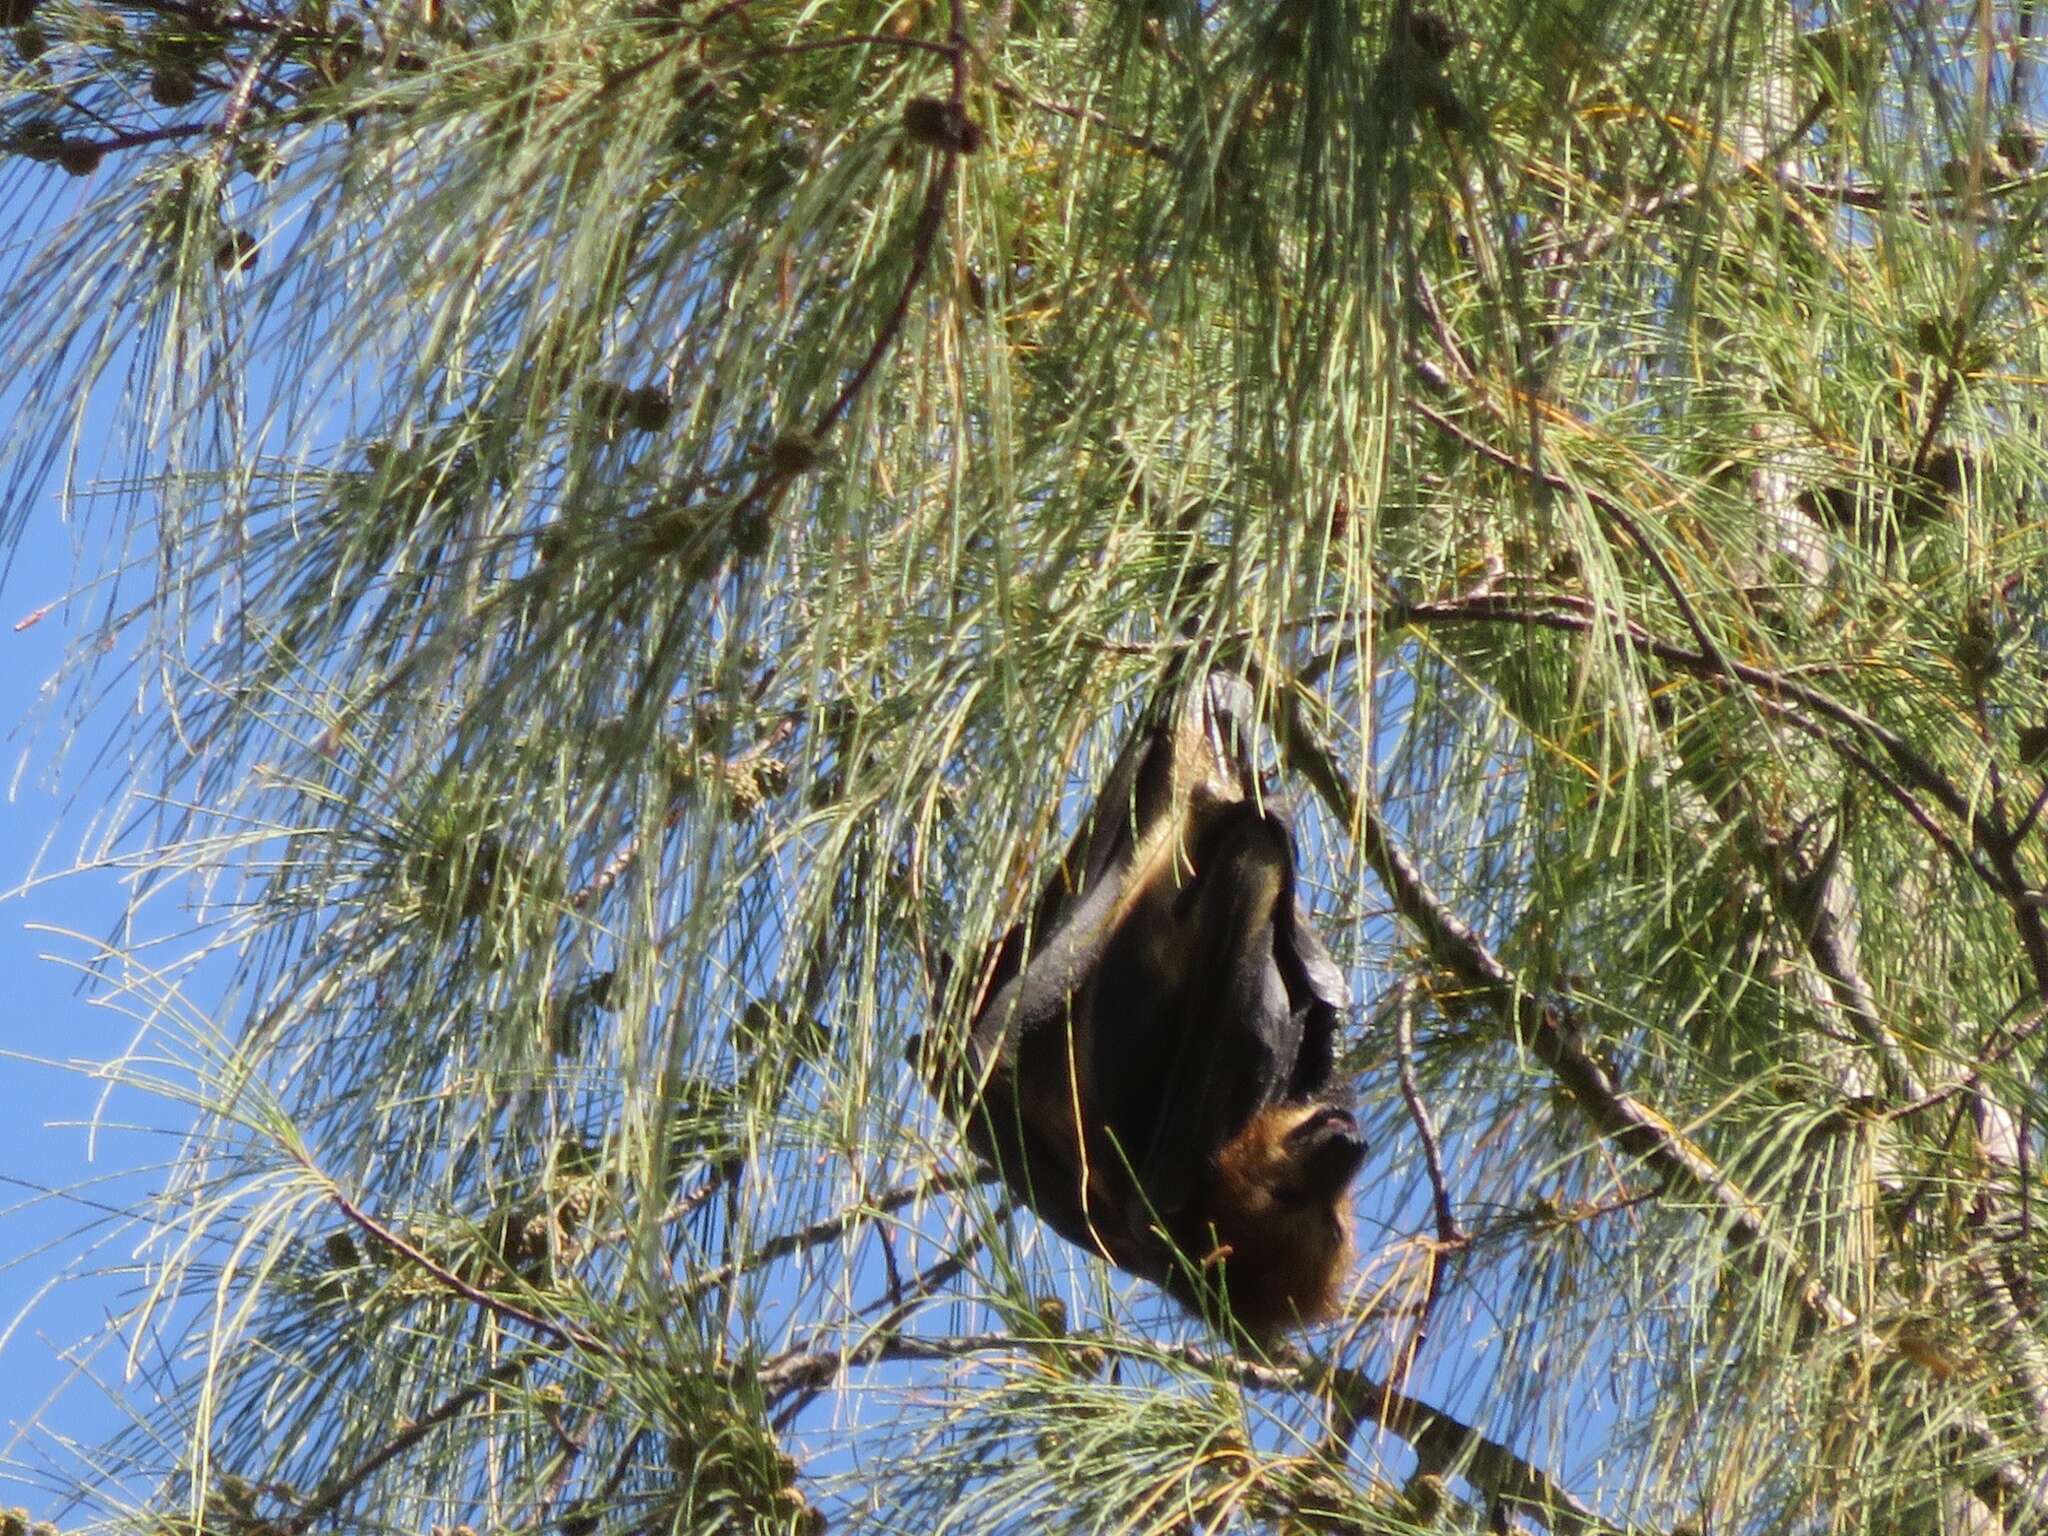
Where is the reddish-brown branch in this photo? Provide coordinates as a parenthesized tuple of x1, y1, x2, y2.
(767, 1237, 988, 1432)
(325, 1186, 584, 1346)
(811, 134, 957, 436)
(1397, 593, 1981, 849)
(986, 76, 1175, 163)
(757, 1327, 1616, 1533)
(1265, 668, 1873, 1331)
(1322, 1364, 1619, 1535)
(1387, 982, 1465, 1392)
(715, 23, 970, 535)
(282, 1351, 543, 1534)
(1410, 399, 1737, 675)
(1389, 590, 2048, 1000)
(58, 122, 219, 153)
(730, 31, 961, 63)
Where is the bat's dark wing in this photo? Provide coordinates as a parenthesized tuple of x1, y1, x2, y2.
(959, 670, 1350, 1279)
(1280, 877, 1349, 1101)
(964, 676, 1204, 1083)
(955, 678, 1198, 1268)
(1116, 675, 1350, 1241)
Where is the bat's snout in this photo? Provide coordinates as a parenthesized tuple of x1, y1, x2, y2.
(1285, 1103, 1358, 1144)
(1284, 1104, 1367, 1197)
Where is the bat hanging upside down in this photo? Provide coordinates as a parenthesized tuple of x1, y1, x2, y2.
(955, 671, 1363, 1343)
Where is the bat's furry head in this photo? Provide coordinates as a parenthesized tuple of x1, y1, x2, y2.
(1172, 1102, 1366, 1343)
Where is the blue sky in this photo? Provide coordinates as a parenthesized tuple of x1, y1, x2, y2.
(0, 172, 195, 1517)
(0, 521, 163, 1518)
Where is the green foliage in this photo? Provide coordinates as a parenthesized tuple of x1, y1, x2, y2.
(5, 0, 2048, 1529)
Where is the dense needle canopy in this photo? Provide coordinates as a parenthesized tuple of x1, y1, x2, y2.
(3, 0, 2048, 1529)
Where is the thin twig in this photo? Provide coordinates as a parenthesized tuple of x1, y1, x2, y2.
(59, 122, 218, 153)
(213, 29, 285, 150)
(1731, 791, 1924, 1101)
(1554, 87, 1827, 283)
(1313, 584, 2048, 1000)
(534, 1383, 621, 1524)
(1411, 272, 1480, 387)
(1388, 981, 1465, 1394)
(2011, 772, 2048, 845)
(757, 1329, 1016, 1398)
(768, 1237, 989, 1431)
(282, 1351, 542, 1533)
(811, 146, 956, 436)
(987, 75, 1175, 163)
(1220, 1345, 1624, 1535)
(711, 22, 969, 534)
(1393, 592, 1990, 874)
(673, 1170, 979, 1306)
(121, 0, 299, 34)
(1413, 588, 2048, 995)
(324, 1187, 586, 1346)
(1797, 170, 2046, 211)
(569, 716, 795, 911)
(730, 31, 960, 62)
(1409, 399, 1731, 675)
(1394, 982, 1463, 1247)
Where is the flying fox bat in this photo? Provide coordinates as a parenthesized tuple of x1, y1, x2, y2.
(958, 671, 1362, 1342)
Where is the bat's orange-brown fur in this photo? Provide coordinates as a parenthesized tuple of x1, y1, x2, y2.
(1165, 1102, 1362, 1343)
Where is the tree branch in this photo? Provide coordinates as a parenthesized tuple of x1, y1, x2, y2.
(282, 1351, 543, 1534)
(1389, 590, 2048, 1003)
(758, 1327, 1624, 1535)
(1269, 644, 2048, 1519)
